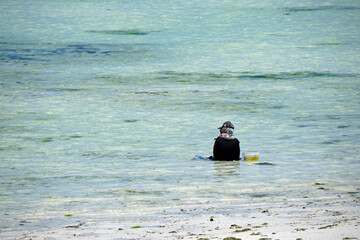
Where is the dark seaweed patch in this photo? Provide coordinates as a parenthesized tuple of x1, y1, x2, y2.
(124, 119, 140, 123)
(111, 189, 166, 196)
(316, 42, 343, 46)
(347, 191, 360, 195)
(100, 71, 358, 88)
(250, 193, 269, 198)
(131, 91, 169, 96)
(154, 71, 357, 82)
(3, 54, 34, 61)
(319, 224, 337, 229)
(230, 224, 242, 229)
(86, 29, 156, 35)
(279, 135, 293, 140)
(272, 105, 286, 109)
(256, 162, 276, 166)
(235, 71, 355, 79)
(321, 140, 342, 145)
(45, 88, 83, 92)
(64, 222, 84, 228)
(41, 137, 54, 143)
(65, 135, 82, 140)
(0, 42, 156, 64)
(283, 6, 360, 13)
(326, 115, 341, 120)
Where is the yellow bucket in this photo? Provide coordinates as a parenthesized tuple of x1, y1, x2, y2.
(242, 151, 259, 161)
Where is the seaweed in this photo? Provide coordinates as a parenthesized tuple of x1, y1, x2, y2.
(130, 226, 143, 229)
(234, 228, 251, 232)
(64, 222, 84, 228)
(333, 211, 342, 216)
(319, 224, 337, 229)
(230, 224, 242, 229)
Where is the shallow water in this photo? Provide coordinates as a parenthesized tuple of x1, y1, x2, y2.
(1, 0, 360, 235)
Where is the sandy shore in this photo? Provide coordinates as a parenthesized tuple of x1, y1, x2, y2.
(3, 193, 359, 240)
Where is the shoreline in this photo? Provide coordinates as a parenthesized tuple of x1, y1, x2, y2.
(3, 195, 359, 240)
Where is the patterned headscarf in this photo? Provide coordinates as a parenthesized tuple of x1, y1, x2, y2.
(219, 127, 235, 140)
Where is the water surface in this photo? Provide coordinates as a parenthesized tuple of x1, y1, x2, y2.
(0, 0, 359, 235)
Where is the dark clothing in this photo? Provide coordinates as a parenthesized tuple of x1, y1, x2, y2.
(213, 137, 240, 160)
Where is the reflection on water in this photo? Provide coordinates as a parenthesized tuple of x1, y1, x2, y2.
(213, 160, 240, 179)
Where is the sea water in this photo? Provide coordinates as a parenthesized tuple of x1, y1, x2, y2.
(0, 0, 360, 235)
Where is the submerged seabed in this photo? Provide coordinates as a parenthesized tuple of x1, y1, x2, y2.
(1, 0, 360, 238)
(1, 69, 359, 238)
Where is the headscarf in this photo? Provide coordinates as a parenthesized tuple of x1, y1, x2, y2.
(219, 127, 235, 140)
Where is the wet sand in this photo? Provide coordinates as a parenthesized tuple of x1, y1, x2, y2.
(4, 194, 359, 240)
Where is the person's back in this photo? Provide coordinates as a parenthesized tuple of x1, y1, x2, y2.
(213, 137, 240, 160)
(213, 121, 240, 160)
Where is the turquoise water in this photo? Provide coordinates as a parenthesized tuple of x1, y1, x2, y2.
(1, 0, 360, 235)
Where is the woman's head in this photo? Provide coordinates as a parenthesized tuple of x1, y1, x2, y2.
(219, 121, 234, 133)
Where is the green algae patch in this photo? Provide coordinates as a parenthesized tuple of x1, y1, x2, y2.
(230, 224, 242, 229)
(124, 119, 139, 123)
(41, 137, 54, 142)
(234, 228, 251, 232)
(65, 135, 83, 140)
(64, 214, 73, 217)
(118, 228, 123, 231)
(333, 211, 342, 216)
(130, 226, 143, 229)
(316, 42, 342, 46)
(68, 135, 82, 139)
(319, 224, 337, 229)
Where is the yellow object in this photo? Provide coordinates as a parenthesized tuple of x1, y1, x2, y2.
(242, 151, 260, 161)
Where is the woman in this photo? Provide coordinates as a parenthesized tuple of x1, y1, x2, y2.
(213, 121, 240, 160)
